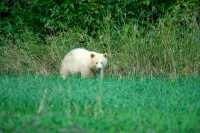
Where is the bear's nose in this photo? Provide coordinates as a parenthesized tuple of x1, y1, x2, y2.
(96, 67, 101, 71)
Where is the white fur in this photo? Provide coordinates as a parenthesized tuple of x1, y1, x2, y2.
(60, 48, 107, 79)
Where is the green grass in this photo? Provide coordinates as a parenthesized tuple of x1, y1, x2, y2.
(0, 75, 200, 133)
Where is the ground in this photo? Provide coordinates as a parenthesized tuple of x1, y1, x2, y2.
(0, 75, 200, 133)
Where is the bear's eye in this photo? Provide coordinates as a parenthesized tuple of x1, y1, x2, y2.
(96, 62, 98, 64)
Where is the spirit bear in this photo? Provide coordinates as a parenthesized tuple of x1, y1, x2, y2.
(60, 48, 108, 79)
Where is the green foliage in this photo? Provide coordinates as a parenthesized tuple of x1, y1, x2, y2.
(1, 0, 199, 36)
(0, 75, 200, 132)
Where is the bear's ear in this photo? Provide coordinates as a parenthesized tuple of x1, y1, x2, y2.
(90, 53, 95, 58)
(103, 53, 107, 58)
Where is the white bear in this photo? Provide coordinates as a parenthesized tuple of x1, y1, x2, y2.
(60, 48, 107, 79)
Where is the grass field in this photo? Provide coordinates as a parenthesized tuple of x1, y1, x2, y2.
(0, 75, 200, 133)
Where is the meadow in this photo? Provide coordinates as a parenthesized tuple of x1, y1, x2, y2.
(0, 1, 200, 132)
(0, 75, 200, 133)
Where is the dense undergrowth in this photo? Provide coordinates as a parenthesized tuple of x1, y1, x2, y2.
(1, 16, 199, 75)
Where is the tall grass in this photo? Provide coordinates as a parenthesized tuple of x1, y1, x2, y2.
(0, 13, 199, 75)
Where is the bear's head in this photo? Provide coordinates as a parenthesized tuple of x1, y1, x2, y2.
(90, 52, 108, 72)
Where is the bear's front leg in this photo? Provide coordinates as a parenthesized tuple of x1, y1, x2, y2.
(100, 69, 104, 79)
(81, 69, 94, 78)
